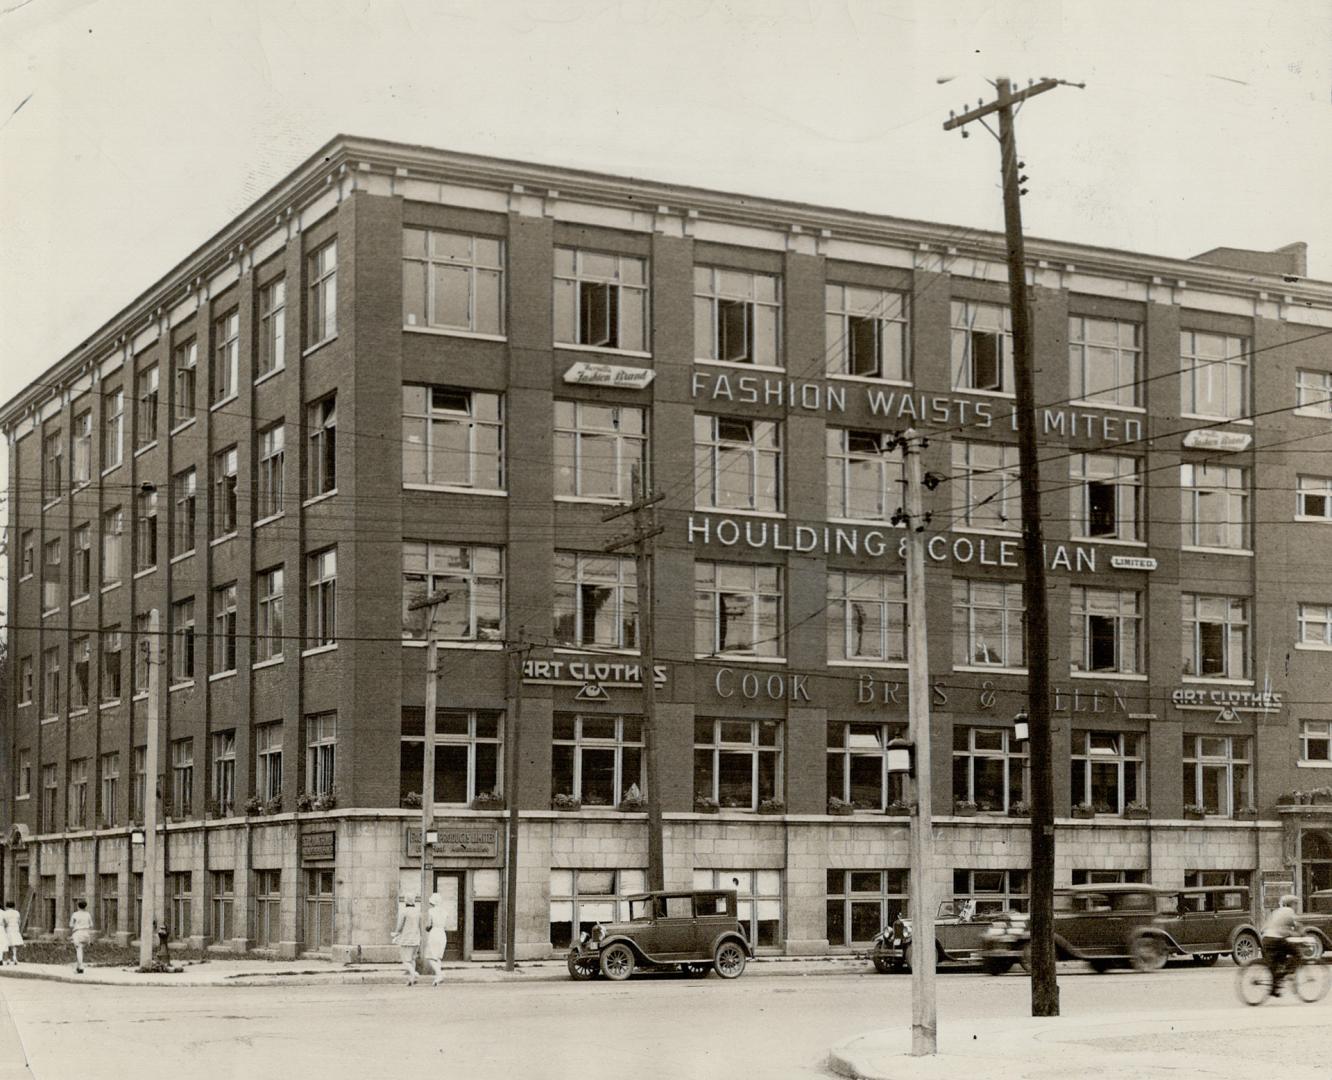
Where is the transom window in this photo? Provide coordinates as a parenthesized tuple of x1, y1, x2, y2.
(954, 869, 1028, 915)
(1071, 453, 1141, 541)
(952, 726, 1028, 812)
(401, 542, 503, 643)
(1071, 731, 1144, 814)
(1297, 475, 1332, 520)
(1296, 369, 1332, 416)
(1182, 594, 1248, 679)
(827, 869, 909, 947)
(1298, 603, 1332, 647)
(402, 385, 503, 491)
(827, 722, 904, 810)
(1300, 720, 1332, 763)
(552, 714, 643, 808)
(827, 428, 902, 521)
(1070, 587, 1141, 674)
(553, 552, 637, 650)
(694, 266, 781, 367)
(1181, 463, 1248, 550)
(554, 401, 647, 502)
(1183, 735, 1251, 817)
(694, 562, 783, 658)
(403, 229, 504, 336)
(1181, 330, 1248, 419)
(951, 301, 1013, 393)
(825, 285, 908, 381)
(953, 441, 1020, 531)
(1069, 316, 1141, 408)
(694, 414, 782, 512)
(694, 718, 782, 810)
(953, 580, 1025, 669)
(826, 571, 906, 664)
(554, 248, 647, 351)
(400, 708, 503, 806)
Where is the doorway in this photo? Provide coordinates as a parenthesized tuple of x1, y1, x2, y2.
(432, 871, 465, 960)
(1303, 830, 1332, 896)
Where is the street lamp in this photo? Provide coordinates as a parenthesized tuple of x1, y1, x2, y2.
(1013, 712, 1030, 744)
(886, 737, 915, 778)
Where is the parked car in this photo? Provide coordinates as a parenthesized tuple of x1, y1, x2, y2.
(1133, 886, 1261, 968)
(871, 899, 995, 972)
(1296, 890, 1332, 959)
(565, 889, 753, 981)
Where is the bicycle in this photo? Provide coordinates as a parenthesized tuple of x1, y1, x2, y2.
(1236, 937, 1331, 1006)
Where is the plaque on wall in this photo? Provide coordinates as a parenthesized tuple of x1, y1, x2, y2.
(300, 830, 337, 862)
(406, 827, 499, 859)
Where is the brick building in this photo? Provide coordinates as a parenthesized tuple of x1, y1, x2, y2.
(4, 136, 1332, 961)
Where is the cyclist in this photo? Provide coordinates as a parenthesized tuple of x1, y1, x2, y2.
(1260, 893, 1303, 995)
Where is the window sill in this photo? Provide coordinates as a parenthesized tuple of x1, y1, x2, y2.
(695, 653, 786, 664)
(170, 418, 196, 437)
(302, 644, 338, 658)
(1071, 536, 1147, 548)
(71, 595, 90, 608)
(132, 692, 148, 702)
(1180, 412, 1252, 427)
(1293, 407, 1332, 420)
(101, 462, 124, 478)
(254, 365, 285, 387)
(303, 335, 338, 358)
(17, 701, 32, 710)
(827, 516, 900, 529)
(210, 533, 237, 548)
(826, 659, 908, 670)
(303, 490, 337, 508)
(828, 374, 912, 388)
(1070, 670, 1148, 681)
(133, 567, 157, 580)
(69, 708, 89, 719)
(254, 512, 284, 529)
(208, 670, 238, 684)
(252, 656, 284, 671)
(694, 358, 785, 373)
(41, 607, 60, 620)
(1068, 399, 1146, 415)
(101, 581, 123, 595)
(553, 646, 640, 657)
(1181, 546, 1253, 557)
(402, 639, 504, 650)
(134, 441, 158, 457)
(1297, 760, 1332, 769)
(42, 498, 61, 512)
(955, 665, 1028, 675)
(71, 480, 92, 495)
(404, 325, 507, 343)
(14, 795, 28, 802)
(556, 342, 652, 361)
(210, 394, 238, 413)
(19, 573, 33, 583)
(40, 715, 58, 724)
(950, 386, 1015, 400)
(1295, 642, 1332, 652)
(555, 495, 633, 507)
(403, 483, 507, 498)
(692, 505, 785, 519)
(169, 681, 195, 693)
(100, 700, 121, 710)
(1294, 515, 1332, 524)
(170, 551, 195, 565)
(1180, 676, 1254, 687)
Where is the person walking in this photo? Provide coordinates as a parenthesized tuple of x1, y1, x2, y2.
(0, 900, 23, 965)
(69, 900, 94, 974)
(391, 895, 421, 986)
(425, 893, 448, 987)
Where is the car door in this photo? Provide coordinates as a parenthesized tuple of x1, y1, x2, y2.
(654, 894, 698, 959)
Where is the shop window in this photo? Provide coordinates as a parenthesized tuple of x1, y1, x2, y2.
(952, 726, 1028, 813)
(827, 722, 904, 810)
(953, 869, 1027, 916)
(694, 869, 782, 947)
(399, 708, 502, 806)
(549, 868, 646, 948)
(693, 718, 782, 810)
(827, 869, 908, 947)
(1071, 731, 1144, 815)
(551, 714, 642, 808)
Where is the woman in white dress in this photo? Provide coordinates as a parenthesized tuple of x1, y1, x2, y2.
(1, 900, 23, 965)
(425, 893, 449, 987)
(69, 899, 94, 973)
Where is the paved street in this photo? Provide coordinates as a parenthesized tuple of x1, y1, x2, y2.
(1, 963, 1328, 1080)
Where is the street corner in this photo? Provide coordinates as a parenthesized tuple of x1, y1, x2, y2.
(827, 1029, 1032, 1080)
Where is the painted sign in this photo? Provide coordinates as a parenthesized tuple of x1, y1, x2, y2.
(1171, 687, 1283, 710)
(406, 827, 499, 859)
(1183, 429, 1252, 452)
(300, 831, 336, 862)
(1109, 555, 1158, 571)
(523, 658, 667, 686)
(564, 362, 655, 389)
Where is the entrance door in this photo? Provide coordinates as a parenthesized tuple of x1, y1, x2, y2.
(432, 871, 465, 961)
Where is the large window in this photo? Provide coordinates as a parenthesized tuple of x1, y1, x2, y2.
(256, 723, 283, 803)
(950, 301, 1013, 393)
(172, 338, 197, 427)
(401, 542, 503, 643)
(42, 538, 61, 612)
(694, 266, 781, 366)
(212, 308, 239, 403)
(211, 871, 235, 943)
(1181, 330, 1248, 419)
(549, 869, 646, 949)
(258, 277, 286, 376)
(169, 871, 192, 938)
(1183, 735, 1252, 817)
(257, 422, 285, 520)
(41, 764, 58, 830)
(71, 523, 91, 600)
(553, 401, 647, 502)
(70, 637, 90, 710)
(212, 447, 238, 538)
(693, 718, 781, 810)
(171, 468, 197, 557)
(553, 553, 637, 650)
(953, 441, 1020, 531)
(306, 548, 337, 649)
(403, 229, 503, 336)
(99, 753, 119, 826)
(135, 487, 158, 571)
(694, 869, 782, 947)
(694, 562, 783, 658)
(952, 580, 1025, 669)
(133, 613, 151, 695)
(554, 248, 647, 351)
(307, 239, 337, 345)
(1071, 453, 1141, 542)
(306, 712, 336, 796)
(1071, 731, 1144, 814)
(256, 567, 284, 662)
(102, 387, 124, 470)
(1297, 475, 1332, 520)
(827, 722, 904, 810)
(170, 738, 193, 816)
(211, 731, 236, 816)
(1299, 720, 1331, 763)
(1298, 604, 1332, 647)
(1182, 594, 1249, 679)
(1181, 463, 1248, 550)
(552, 714, 642, 807)
(827, 870, 909, 947)
(1296, 369, 1332, 416)
(41, 647, 60, 717)
(827, 429, 902, 521)
(399, 708, 502, 806)
(825, 285, 908, 381)
(131, 747, 146, 821)
(694, 414, 781, 512)
(101, 627, 122, 702)
(826, 571, 906, 664)
(1070, 587, 1142, 675)
(953, 869, 1028, 915)
(402, 385, 503, 490)
(68, 758, 89, 828)
(42, 428, 64, 505)
(1069, 316, 1141, 408)
(72, 409, 92, 486)
(307, 395, 337, 498)
(171, 597, 196, 684)
(254, 869, 282, 947)
(212, 583, 238, 673)
(952, 726, 1028, 812)
(101, 506, 124, 587)
(135, 363, 159, 448)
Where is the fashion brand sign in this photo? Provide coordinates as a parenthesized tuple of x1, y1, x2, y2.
(1171, 687, 1283, 710)
(523, 658, 668, 686)
(564, 362, 655, 389)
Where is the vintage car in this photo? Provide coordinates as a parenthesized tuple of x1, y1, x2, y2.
(870, 899, 994, 972)
(1294, 890, 1332, 959)
(565, 889, 753, 981)
(980, 884, 1260, 973)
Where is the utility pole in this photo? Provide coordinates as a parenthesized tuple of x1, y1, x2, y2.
(943, 75, 1082, 1018)
(408, 588, 449, 975)
(503, 635, 532, 972)
(137, 608, 161, 970)
(603, 484, 665, 890)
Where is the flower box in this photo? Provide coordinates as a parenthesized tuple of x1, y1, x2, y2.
(827, 799, 855, 817)
(617, 801, 646, 813)
(551, 795, 582, 812)
(757, 800, 785, 815)
(694, 799, 720, 814)
(1007, 802, 1031, 818)
(953, 802, 978, 817)
(469, 794, 505, 811)
(1233, 808, 1258, 820)
(884, 803, 910, 818)
(1070, 805, 1096, 820)
(1122, 806, 1150, 821)
(1183, 807, 1206, 820)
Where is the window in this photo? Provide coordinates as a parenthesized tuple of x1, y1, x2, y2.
(42, 429, 63, 503)
(131, 747, 146, 821)
(16, 749, 31, 798)
(306, 712, 336, 795)
(694, 869, 782, 947)
(171, 738, 193, 816)
(551, 714, 642, 807)
(401, 542, 502, 643)
(172, 338, 197, 426)
(256, 567, 285, 662)
(1070, 587, 1142, 674)
(171, 468, 197, 556)
(171, 597, 196, 684)
(1300, 720, 1331, 763)
(403, 229, 504, 335)
(950, 301, 1013, 393)
(553, 553, 637, 649)
(101, 627, 123, 701)
(827, 869, 909, 947)
(952, 580, 1025, 668)
(254, 869, 282, 947)
(18, 658, 33, 705)
(827, 429, 902, 521)
(211, 870, 234, 942)
(135, 486, 158, 571)
(100, 753, 119, 826)
(135, 363, 159, 447)
(307, 239, 337, 344)
(1181, 463, 1249, 550)
(1182, 594, 1249, 679)
(41, 647, 60, 717)
(1071, 731, 1144, 814)
(952, 727, 1029, 812)
(694, 414, 782, 512)
(401, 385, 504, 490)
(306, 395, 337, 498)
(72, 409, 92, 486)
(213, 309, 239, 402)
(258, 277, 286, 376)
(68, 758, 89, 829)
(554, 248, 647, 351)
(827, 571, 906, 664)
(1183, 735, 1252, 817)
(694, 562, 783, 658)
(70, 637, 90, 710)
(954, 869, 1028, 915)
(399, 708, 502, 806)
(256, 723, 284, 802)
(549, 868, 646, 949)
(101, 507, 124, 586)
(212, 447, 238, 538)
(1071, 870, 1147, 886)
(1296, 369, 1332, 416)
(133, 612, 151, 695)
(211, 731, 236, 816)
(102, 387, 124, 469)
(1184, 870, 1251, 890)
(169, 871, 192, 938)
(99, 874, 118, 933)
(20, 530, 34, 579)
(41, 764, 58, 831)
(553, 401, 647, 502)
(212, 583, 238, 673)
(1181, 330, 1248, 419)
(306, 548, 337, 648)
(132, 874, 143, 933)
(1069, 316, 1141, 408)
(72, 524, 91, 600)
(953, 441, 1020, 531)
(1297, 476, 1332, 520)
(827, 722, 904, 810)
(257, 423, 285, 519)
(1299, 604, 1332, 647)
(694, 717, 782, 810)
(694, 266, 781, 366)
(825, 285, 908, 380)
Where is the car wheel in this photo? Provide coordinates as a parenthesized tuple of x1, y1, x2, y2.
(1231, 931, 1261, 967)
(1301, 936, 1325, 962)
(599, 942, 635, 981)
(1019, 944, 1033, 974)
(566, 950, 599, 981)
(981, 958, 1014, 976)
(1129, 935, 1168, 973)
(872, 953, 895, 974)
(1191, 952, 1219, 967)
(1088, 958, 1114, 974)
(714, 939, 747, 979)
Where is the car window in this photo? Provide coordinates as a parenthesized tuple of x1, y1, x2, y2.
(663, 896, 691, 919)
(937, 900, 957, 919)
(695, 895, 727, 917)
(1218, 891, 1245, 911)
(1110, 891, 1152, 912)
(1158, 894, 1181, 915)
(628, 898, 653, 921)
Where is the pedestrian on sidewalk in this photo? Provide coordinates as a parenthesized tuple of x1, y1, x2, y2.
(425, 893, 448, 987)
(69, 900, 94, 973)
(392, 896, 421, 986)
(0, 900, 23, 965)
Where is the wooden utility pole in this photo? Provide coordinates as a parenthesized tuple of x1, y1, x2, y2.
(603, 486, 665, 889)
(407, 588, 449, 974)
(137, 608, 161, 970)
(943, 75, 1082, 1018)
(503, 637, 532, 972)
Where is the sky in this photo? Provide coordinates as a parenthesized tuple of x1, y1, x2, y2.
(1, 0, 1330, 575)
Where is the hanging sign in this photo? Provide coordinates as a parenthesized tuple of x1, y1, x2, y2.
(563, 362, 655, 389)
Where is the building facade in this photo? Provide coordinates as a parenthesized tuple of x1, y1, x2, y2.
(4, 137, 1332, 961)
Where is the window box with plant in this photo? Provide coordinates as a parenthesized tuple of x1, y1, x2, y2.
(1071, 802, 1096, 820)
(470, 790, 505, 811)
(1007, 800, 1031, 818)
(400, 791, 423, 809)
(1122, 802, 1150, 820)
(552, 793, 582, 812)
(757, 798, 785, 816)
(617, 784, 645, 813)
(694, 794, 719, 814)
(953, 800, 978, 817)
(1233, 806, 1258, 820)
(296, 790, 338, 812)
(827, 796, 855, 817)
(884, 799, 910, 818)
(1183, 803, 1206, 820)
